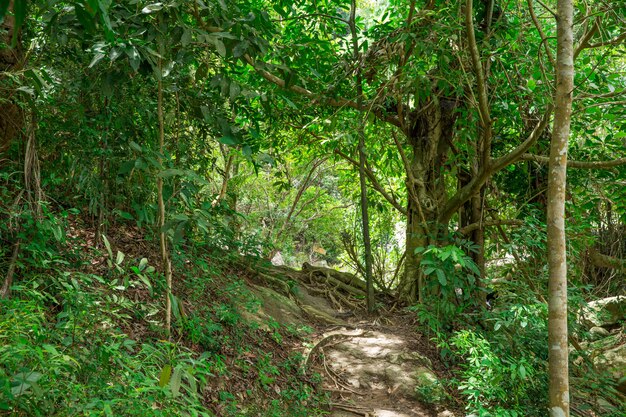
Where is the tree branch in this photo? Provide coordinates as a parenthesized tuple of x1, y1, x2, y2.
(457, 219, 523, 235)
(490, 104, 554, 172)
(466, 0, 493, 164)
(574, 16, 600, 59)
(527, 0, 556, 67)
(277, 157, 328, 239)
(587, 248, 626, 272)
(242, 54, 357, 109)
(536, 0, 557, 18)
(586, 31, 626, 49)
(439, 104, 554, 224)
(391, 131, 425, 223)
(521, 153, 626, 169)
(334, 148, 407, 216)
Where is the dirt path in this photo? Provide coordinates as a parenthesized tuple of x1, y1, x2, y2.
(306, 321, 451, 417)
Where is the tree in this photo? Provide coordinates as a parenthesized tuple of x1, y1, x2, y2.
(349, 0, 375, 312)
(0, 0, 24, 155)
(237, 1, 557, 302)
(547, 0, 574, 415)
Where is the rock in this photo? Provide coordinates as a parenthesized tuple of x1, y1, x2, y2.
(270, 251, 284, 266)
(437, 411, 455, 417)
(242, 284, 306, 328)
(325, 331, 445, 405)
(300, 304, 347, 326)
(291, 284, 336, 317)
(580, 296, 626, 328)
(589, 326, 610, 340)
(412, 367, 445, 403)
(594, 343, 626, 394)
(385, 350, 432, 367)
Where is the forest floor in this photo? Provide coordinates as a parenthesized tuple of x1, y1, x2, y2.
(303, 315, 459, 417)
(57, 218, 461, 416)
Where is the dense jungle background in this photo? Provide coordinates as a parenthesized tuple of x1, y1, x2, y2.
(1, 1, 625, 416)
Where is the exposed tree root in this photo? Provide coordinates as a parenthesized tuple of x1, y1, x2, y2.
(302, 329, 366, 371)
(248, 261, 371, 319)
(330, 403, 372, 416)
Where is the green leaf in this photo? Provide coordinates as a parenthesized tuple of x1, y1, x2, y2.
(129, 141, 142, 152)
(115, 250, 125, 266)
(85, 0, 99, 16)
(439, 250, 451, 261)
(436, 269, 447, 286)
(170, 367, 182, 397)
(102, 235, 113, 259)
(181, 29, 192, 46)
(11, 0, 26, 47)
(465, 261, 480, 276)
(229, 82, 241, 100)
(75, 3, 96, 32)
(218, 135, 239, 145)
(158, 169, 185, 178)
(138, 258, 148, 271)
(15, 371, 43, 384)
(142, 3, 163, 14)
(117, 210, 134, 220)
(127, 47, 140, 71)
(89, 53, 106, 68)
(423, 267, 436, 276)
(158, 365, 172, 387)
(518, 364, 527, 379)
(214, 39, 226, 57)
(170, 293, 180, 320)
(233, 40, 249, 58)
(0, 0, 10, 23)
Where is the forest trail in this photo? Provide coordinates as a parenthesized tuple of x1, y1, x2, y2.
(304, 320, 448, 417)
(251, 262, 454, 416)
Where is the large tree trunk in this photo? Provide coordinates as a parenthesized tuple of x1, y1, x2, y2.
(0, 0, 24, 156)
(547, 0, 574, 416)
(399, 97, 457, 302)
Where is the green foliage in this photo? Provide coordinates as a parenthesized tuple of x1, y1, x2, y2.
(410, 241, 482, 334)
(2, 0, 626, 415)
(449, 329, 537, 417)
(0, 278, 212, 416)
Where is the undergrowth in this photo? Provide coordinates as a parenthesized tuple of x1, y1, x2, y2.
(0, 213, 328, 416)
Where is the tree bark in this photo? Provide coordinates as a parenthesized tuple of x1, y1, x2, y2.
(1, 240, 20, 299)
(399, 97, 456, 302)
(547, 1, 574, 416)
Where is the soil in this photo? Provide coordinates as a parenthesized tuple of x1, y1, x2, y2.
(305, 314, 462, 417)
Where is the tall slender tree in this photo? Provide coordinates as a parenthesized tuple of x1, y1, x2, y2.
(156, 15, 173, 338)
(547, 0, 574, 415)
(349, 0, 375, 312)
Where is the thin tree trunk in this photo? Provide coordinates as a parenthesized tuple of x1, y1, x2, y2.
(350, 0, 375, 312)
(547, 1, 574, 416)
(157, 40, 173, 338)
(1, 240, 20, 299)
